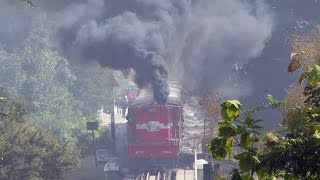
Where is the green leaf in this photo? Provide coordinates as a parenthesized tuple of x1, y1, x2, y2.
(256, 168, 267, 179)
(306, 65, 320, 86)
(266, 94, 280, 106)
(245, 117, 254, 125)
(230, 124, 240, 133)
(253, 119, 263, 124)
(209, 137, 221, 150)
(221, 100, 242, 121)
(218, 122, 224, 129)
(252, 125, 263, 129)
(240, 132, 252, 148)
(314, 124, 320, 131)
(213, 147, 227, 160)
(231, 169, 242, 180)
(240, 172, 254, 180)
(284, 173, 299, 180)
(221, 106, 229, 120)
(218, 126, 237, 137)
(229, 100, 242, 108)
(239, 156, 252, 172)
(226, 139, 233, 157)
(266, 94, 275, 102)
(234, 152, 249, 160)
(208, 137, 228, 160)
(227, 106, 238, 117)
(252, 155, 260, 164)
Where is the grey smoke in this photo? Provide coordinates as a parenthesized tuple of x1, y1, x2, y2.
(56, 0, 273, 100)
(0, 0, 274, 101)
(3, 0, 320, 129)
(70, 11, 169, 103)
(55, 0, 105, 29)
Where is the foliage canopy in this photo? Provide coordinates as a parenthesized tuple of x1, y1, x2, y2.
(207, 28, 320, 179)
(0, 14, 115, 156)
(0, 88, 79, 180)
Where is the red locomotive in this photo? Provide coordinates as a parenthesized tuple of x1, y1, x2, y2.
(126, 81, 183, 169)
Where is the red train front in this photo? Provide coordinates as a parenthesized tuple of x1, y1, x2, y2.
(126, 81, 183, 169)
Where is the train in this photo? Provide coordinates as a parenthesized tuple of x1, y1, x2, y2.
(126, 81, 184, 170)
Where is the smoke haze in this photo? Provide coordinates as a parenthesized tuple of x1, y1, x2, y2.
(2, 0, 320, 128)
(0, 0, 273, 101)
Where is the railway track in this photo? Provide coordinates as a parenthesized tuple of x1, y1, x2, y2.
(122, 170, 172, 180)
(121, 169, 196, 180)
(107, 168, 196, 180)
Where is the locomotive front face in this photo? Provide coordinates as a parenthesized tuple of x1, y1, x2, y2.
(126, 81, 183, 163)
(135, 105, 171, 141)
(127, 103, 182, 158)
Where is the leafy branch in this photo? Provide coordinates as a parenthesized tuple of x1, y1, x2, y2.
(208, 63, 320, 179)
(21, 0, 33, 6)
(208, 99, 266, 180)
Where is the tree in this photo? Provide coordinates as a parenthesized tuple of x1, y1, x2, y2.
(0, 87, 26, 122)
(0, 87, 79, 180)
(71, 63, 114, 115)
(14, 16, 87, 140)
(0, 121, 79, 180)
(199, 89, 222, 144)
(0, 13, 115, 156)
(206, 27, 320, 179)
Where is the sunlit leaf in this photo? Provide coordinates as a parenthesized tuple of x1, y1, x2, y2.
(252, 155, 260, 164)
(226, 139, 233, 157)
(240, 132, 252, 148)
(221, 100, 242, 121)
(313, 130, 320, 139)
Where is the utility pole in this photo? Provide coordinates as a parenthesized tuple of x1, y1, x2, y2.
(203, 119, 206, 140)
(107, 74, 118, 154)
(194, 138, 200, 180)
(194, 146, 198, 180)
(86, 121, 98, 168)
(111, 87, 116, 154)
(92, 130, 97, 168)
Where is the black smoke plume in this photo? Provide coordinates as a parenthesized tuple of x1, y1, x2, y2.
(53, 0, 273, 100)
(0, 0, 274, 102)
(4, 0, 320, 128)
(76, 41, 169, 103)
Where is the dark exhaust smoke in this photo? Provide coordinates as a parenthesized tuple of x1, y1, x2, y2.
(55, 0, 273, 100)
(0, 0, 274, 101)
(70, 12, 170, 103)
(76, 40, 169, 103)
